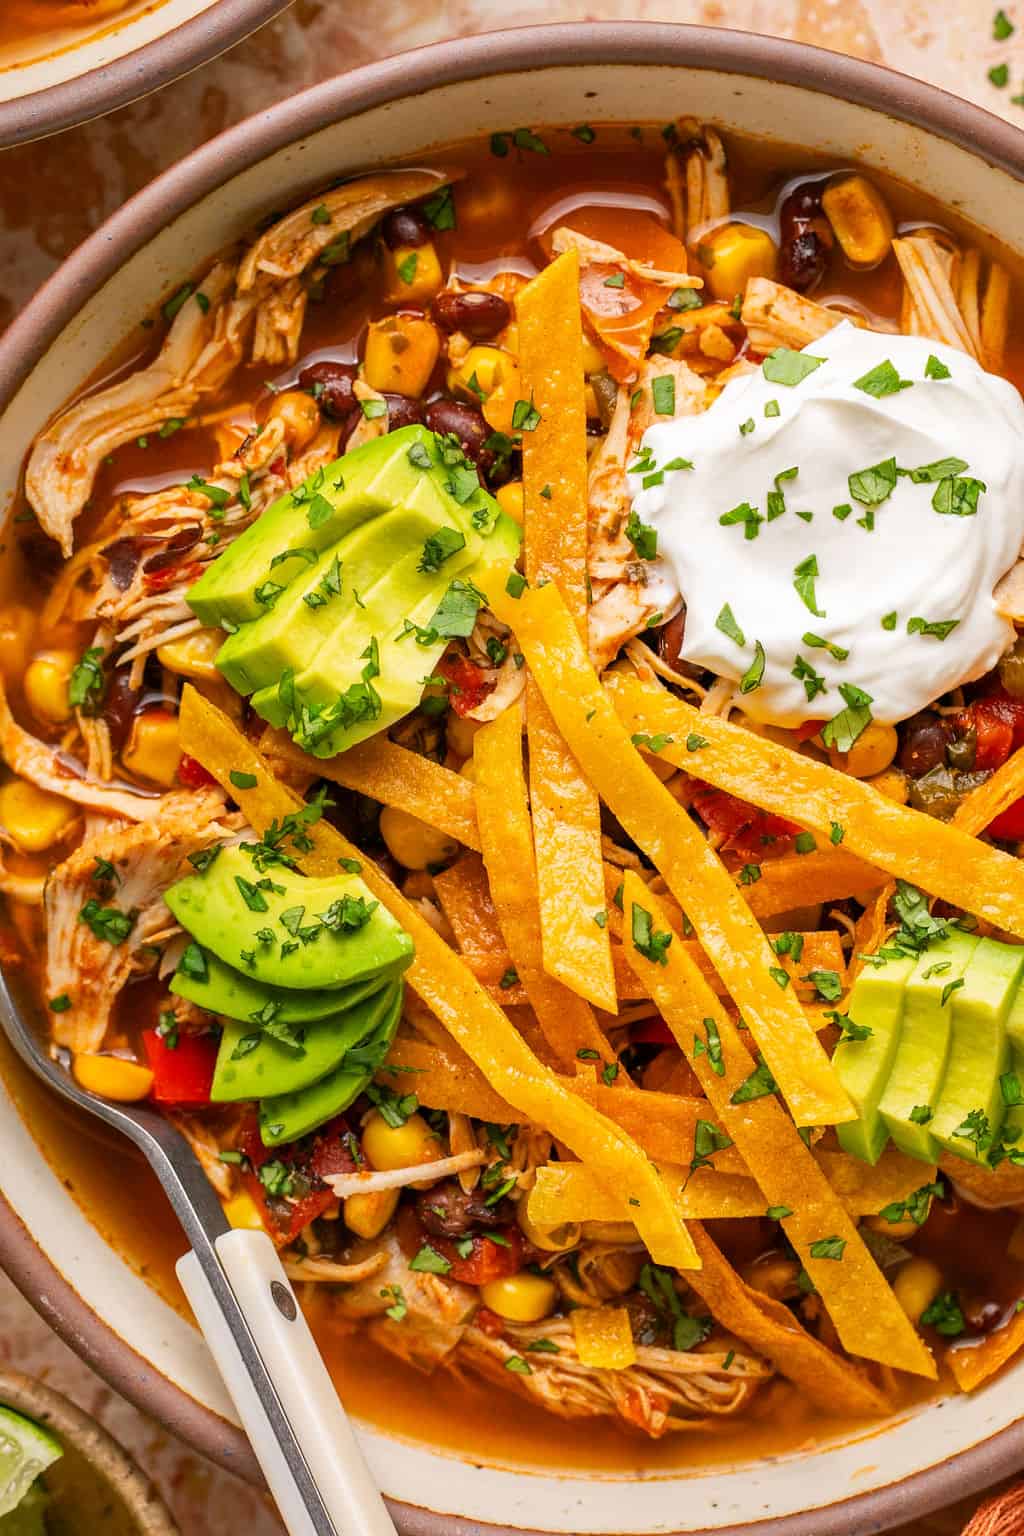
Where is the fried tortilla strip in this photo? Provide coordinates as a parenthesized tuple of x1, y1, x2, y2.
(378, 1035, 748, 1172)
(529, 1146, 932, 1226)
(740, 849, 882, 919)
(266, 729, 481, 851)
(178, 685, 698, 1269)
(620, 872, 936, 1379)
(608, 668, 1024, 941)
(946, 1310, 1024, 1392)
(490, 582, 851, 1128)
(518, 251, 616, 1012)
(433, 855, 528, 1003)
(475, 701, 621, 1069)
(685, 1224, 890, 1417)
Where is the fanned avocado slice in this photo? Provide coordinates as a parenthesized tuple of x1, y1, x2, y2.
(878, 929, 980, 1162)
(931, 937, 1024, 1164)
(164, 846, 413, 990)
(211, 982, 397, 1103)
(258, 980, 403, 1146)
(835, 949, 916, 1165)
(171, 947, 401, 1023)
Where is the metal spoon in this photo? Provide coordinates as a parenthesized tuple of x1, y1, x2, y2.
(0, 965, 396, 1536)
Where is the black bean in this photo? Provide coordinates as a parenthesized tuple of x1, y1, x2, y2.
(778, 183, 833, 294)
(381, 206, 431, 250)
(424, 398, 494, 473)
(415, 1179, 512, 1239)
(623, 1289, 669, 1348)
(431, 289, 511, 339)
(963, 1296, 1004, 1335)
(142, 525, 203, 576)
(103, 670, 141, 752)
(297, 360, 358, 421)
(898, 713, 947, 777)
(381, 393, 424, 432)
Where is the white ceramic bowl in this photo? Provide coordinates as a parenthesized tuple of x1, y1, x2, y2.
(1, 25, 1023, 1534)
(0, 0, 293, 147)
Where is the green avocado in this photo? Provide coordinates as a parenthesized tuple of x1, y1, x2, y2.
(259, 980, 403, 1145)
(164, 846, 413, 990)
(187, 429, 418, 628)
(930, 937, 1023, 1164)
(211, 981, 397, 1103)
(835, 949, 916, 1165)
(1001, 1043, 1024, 1154)
(214, 476, 475, 697)
(171, 947, 400, 1023)
(878, 928, 980, 1162)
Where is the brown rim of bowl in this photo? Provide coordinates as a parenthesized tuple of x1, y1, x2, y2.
(0, 1366, 179, 1534)
(0, 0, 295, 150)
(0, 22, 1023, 1534)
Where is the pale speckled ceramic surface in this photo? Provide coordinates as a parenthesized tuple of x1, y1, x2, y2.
(2, 6, 1023, 1533)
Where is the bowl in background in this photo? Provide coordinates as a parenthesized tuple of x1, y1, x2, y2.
(0, 23, 1023, 1534)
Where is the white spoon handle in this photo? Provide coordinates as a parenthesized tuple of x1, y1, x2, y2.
(177, 1229, 396, 1536)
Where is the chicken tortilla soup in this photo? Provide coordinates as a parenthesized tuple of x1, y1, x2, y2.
(3, 121, 1024, 1456)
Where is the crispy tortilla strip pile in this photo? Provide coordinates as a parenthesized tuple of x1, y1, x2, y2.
(177, 685, 698, 1270)
(489, 580, 853, 1131)
(606, 670, 1024, 940)
(620, 873, 935, 1382)
(474, 700, 616, 1068)
(517, 250, 616, 1014)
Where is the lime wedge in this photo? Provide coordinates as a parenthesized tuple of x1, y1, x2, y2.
(0, 1482, 50, 1534)
(0, 1408, 62, 1518)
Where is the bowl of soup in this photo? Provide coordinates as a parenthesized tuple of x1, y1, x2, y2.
(0, 23, 1023, 1536)
(0, 0, 294, 148)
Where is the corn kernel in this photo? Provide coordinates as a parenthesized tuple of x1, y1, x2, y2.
(380, 804, 458, 870)
(447, 344, 518, 404)
(822, 175, 894, 268)
(266, 390, 321, 451)
(344, 1188, 400, 1239)
(362, 1108, 439, 1171)
(581, 337, 607, 376)
(696, 221, 777, 302)
(73, 1053, 154, 1103)
(122, 709, 182, 789)
(583, 382, 600, 419)
(157, 627, 223, 683)
(517, 1206, 580, 1253)
(25, 650, 76, 726)
(0, 779, 77, 854)
(830, 721, 898, 779)
(893, 1257, 944, 1324)
(864, 1210, 924, 1242)
(224, 1191, 266, 1232)
(480, 1272, 557, 1323)
(383, 242, 444, 305)
(0, 606, 36, 687)
(364, 314, 441, 398)
(495, 482, 524, 525)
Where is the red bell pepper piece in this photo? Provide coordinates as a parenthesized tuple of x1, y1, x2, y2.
(436, 1228, 524, 1285)
(987, 796, 1024, 841)
(177, 754, 217, 789)
(142, 1028, 217, 1107)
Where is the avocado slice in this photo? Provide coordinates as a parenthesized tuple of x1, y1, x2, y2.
(215, 477, 475, 696)
(259, 980, 403, 1145)
(930, 936, 1023, 1164)
(835, 949, 916, 1165)
(164, 846, 414, 990)
(187, 429, 420, 628)
(171, 947, 400, 1023)
(211, 981, 397, 1103)
(878, 928, 980, 1162)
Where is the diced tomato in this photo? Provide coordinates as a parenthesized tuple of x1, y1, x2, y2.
(473, 1307, 507, 1338)
(239, 1169, 334, 1248)
(177, 754, 217, 789)
(690, 783, 800, 860)
(794, 720, 825, 743)
(234, 1114, 358, 1247)
(436, 652, 496, 717)
(436, 1228, 524, 1285)
(142, 1028, 217, 1107)
(957, 691, 1024, 771)
(144, 560, 201, 593)
(986, 795, 1024, 841)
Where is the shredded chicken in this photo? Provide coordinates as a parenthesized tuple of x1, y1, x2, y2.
(893, 233, 978, 358)
(337, 1233, 477, 1372)
(740, 276, 842, 354)
(325, 1148, 487, 1199)
(663, 120, 730, 246)
(44, 790, 230, 1051)
(459, 1317, 770, 1436)
(550, 226, 697, 290)
(0, 677, 192, 823)
(285, 1252, 390, 1285)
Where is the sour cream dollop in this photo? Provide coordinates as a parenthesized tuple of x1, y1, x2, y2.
(628, 322, 1024, 727)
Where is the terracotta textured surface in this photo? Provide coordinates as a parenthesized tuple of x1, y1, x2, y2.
(1, 1, 1022, 1531)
